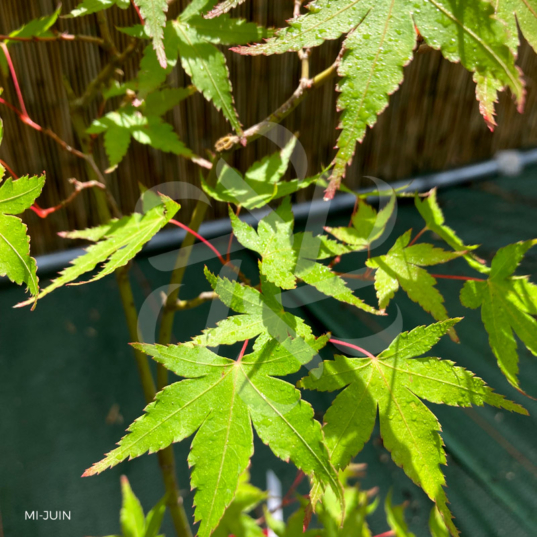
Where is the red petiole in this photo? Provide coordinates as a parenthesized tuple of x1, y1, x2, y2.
(329, 338, 377, 360)
(237, 339, 249, 363)
(169, 219, 226, 265)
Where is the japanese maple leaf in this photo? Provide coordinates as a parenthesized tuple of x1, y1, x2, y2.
(234, 0, 523, 195)
(17, 193, 179, 308)
(300, 319, 527, 536)
(201, 138, 317, 210)
(415, 189, 488, 274)
(366, 230, 462, 340)
(460, 239, 537, 390)
(230, 196, 380, 314)
(325, 194, 396, 250)
(0, 170, 45, 302)
(84, 336, 342, 537)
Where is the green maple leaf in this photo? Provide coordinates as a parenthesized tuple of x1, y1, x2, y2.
(172, 18, 243, 135)
(313, 467, 374, 537)
(230, 197, 380, 313)
(0, 166, 45, 300)
(136, 3, 268, 128)
(366, 230, 462, 340)
(196, 268, 328, 358)
(68, 0, 130, 17)
(100, 475, 165, 537)
(213, 470, 267, 537)
(205, 0, 248, 19)
(87, 106, 193, 170)
(0, 7, 61, 75)
(460, 239, 537, 390)
(325, 195, 396, 250)
(484, 0, 537, 125)
(172, 0, 269, 135)
(300, 319, 527, 536)
(133, 0, 169, 69)
(233, 0, 368, 55)
(84, 336, 343, 537)
(330, 0, 417, 192)
(235, 0, 521, 192)
(429, 506, 450, 537)
(415, 189, 489, 274)
(413, 0, 524, 130)
(495, 0, 537, 53)
(202, 138, 315, 209)
(186, 13, 271, 45)
(138, 23, 182, 96)
(16, 193, 179, 307)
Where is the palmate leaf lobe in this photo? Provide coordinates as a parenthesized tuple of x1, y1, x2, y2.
(133, 0, 169, 68)
(366, 230, 462, 340)
(230, 196, 380, 314)
(300, 319, 527, 536)
(235, 0, 523, 195)
(84, 337, 342, 537)
(16, 193, 179, 307)
(205, 0, 248, 19)
(0, 168, 45, 300)
(414, 189, 489, 274)
(460, 239, 537, 390)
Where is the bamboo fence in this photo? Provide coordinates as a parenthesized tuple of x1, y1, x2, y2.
(1, 0, 536, 254)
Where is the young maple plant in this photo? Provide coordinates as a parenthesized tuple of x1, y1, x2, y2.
(1, 1, 537, 537)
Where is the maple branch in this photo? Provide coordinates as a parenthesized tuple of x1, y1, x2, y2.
(329, 338, 377, 360)
(96, 10, 120, 56)
(167, 291, 217, 311)
(32, 179, 105, 218)
(0, 48, 121, 217)
(336, 271, 375, 281)
(294, 0, 311, 81)
(430, 274, 485, 282)
(0, 33, 105, 47)
(215, 58, 339, 152)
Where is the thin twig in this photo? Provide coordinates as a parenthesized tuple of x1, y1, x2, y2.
(215, 59, 339, 152)
(32, 179, 105, 218)
(335, 271, 375, 281)
(166, 291, 217, 311)
(294, 0, 311, 81)
(0, 33, 105, 46)
(131, 0, 145, 24)
(96, 11, 120, 56)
